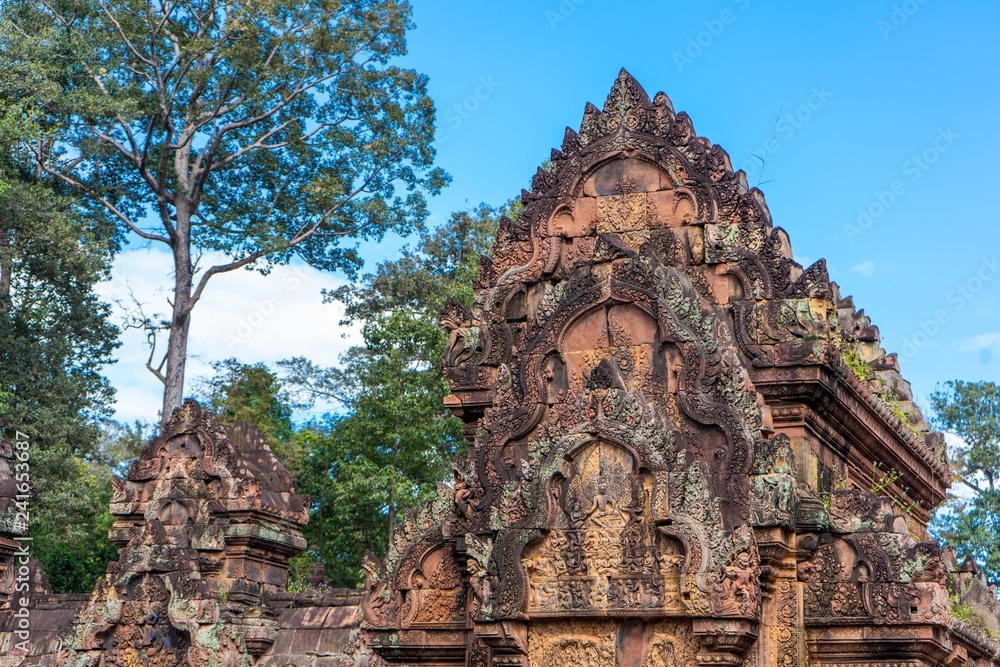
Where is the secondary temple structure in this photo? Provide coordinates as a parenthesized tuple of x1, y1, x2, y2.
(3, 70, 1000, 666)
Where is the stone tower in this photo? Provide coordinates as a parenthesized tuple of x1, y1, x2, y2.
(358, 71, 995, 667)
(56, 400, 310, 666)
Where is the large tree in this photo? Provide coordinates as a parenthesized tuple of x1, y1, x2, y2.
(280, 203, 503, 585)
(0, 0, 446, 423)
(930, 381, 1000, 582)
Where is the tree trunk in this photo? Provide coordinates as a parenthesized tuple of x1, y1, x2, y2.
(0, 228, 11, 312)
(161, 209, 193, 427)
(160, 301, 191, 425)
(387, 496, 395, 549)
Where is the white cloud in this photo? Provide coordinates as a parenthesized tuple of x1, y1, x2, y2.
(851, 259, 875, 278)
(956, 331, 1000, 353)
(97, 248, 362, 423)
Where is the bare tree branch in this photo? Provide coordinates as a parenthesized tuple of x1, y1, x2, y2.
(118, 286, 169, 384)
(35, 141, 171, 245)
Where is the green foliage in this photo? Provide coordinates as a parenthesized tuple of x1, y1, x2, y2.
(327, 202, 507, 321)
(950, 591, 973, 622)
(0, 0, 447, 272)
(278, 203, 504, 586)
(930, 381, 1000, 583)
(16, 419, 147, 594)
(869, 461, 921, 517)
(841, 342, 874, 382)
(869, 462, 902, 496)
(887, 396, 919, 438)
(947, 578, 999, 640)
(287, 323, 464, 587)
(286, 551, 324, 593)
(0, 90, 125, 591)
(30, 458, 117, 594)
(93, 419, 150, 477)
(170, 204, 505, 587)
(843, 342, 920, 438)
(0, 0, 447, 416)
(197, 359, 296, 458)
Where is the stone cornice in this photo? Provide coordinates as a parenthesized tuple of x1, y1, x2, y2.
(753, 363, 949, 513)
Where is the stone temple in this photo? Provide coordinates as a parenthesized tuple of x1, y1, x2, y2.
(3, 70, 1000, 666)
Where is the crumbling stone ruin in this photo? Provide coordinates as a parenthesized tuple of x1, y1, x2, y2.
(0, 402, 363, 667)
(2, 70, 1000, 666)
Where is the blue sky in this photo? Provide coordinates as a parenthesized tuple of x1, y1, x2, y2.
(398, 0, 1000, 406)
(106, 0, 999, 421)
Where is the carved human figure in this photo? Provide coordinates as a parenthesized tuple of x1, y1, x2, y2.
(659, 550, 683, 575)
(590, 576, 609, 608)
(591, 532, 618, 576)
(724, 552, 758, 616)
(537, 579, 558, 610)
(468, 560, 490, 611)
(566, 497, 587, 530)
(452, 466, 474, 521)
(761, 464, 794, 514)
(619, 503, 649, 573)
(586, 481, 618, 527)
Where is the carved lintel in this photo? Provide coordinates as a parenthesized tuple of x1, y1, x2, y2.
(693, 618, 758, 666)
(806, 623, 953, 666)
(475, 621, 528, 666)
(366, 628, 467, 663)
(475, 620, 527, 652)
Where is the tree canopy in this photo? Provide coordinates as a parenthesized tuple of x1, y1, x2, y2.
(0, 0, 447, 422)
(0, 88, 126, 592)
(198, 357, 295, 450)
(931, 381, 1000, 582)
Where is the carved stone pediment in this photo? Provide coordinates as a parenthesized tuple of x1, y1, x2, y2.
(359, 70, 974, 667)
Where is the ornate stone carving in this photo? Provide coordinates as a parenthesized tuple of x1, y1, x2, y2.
(357, 68, 977, 667)
(362, 69, 777, 666)
(54, 400, 308, 667)
(10, 68, 990, 667)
